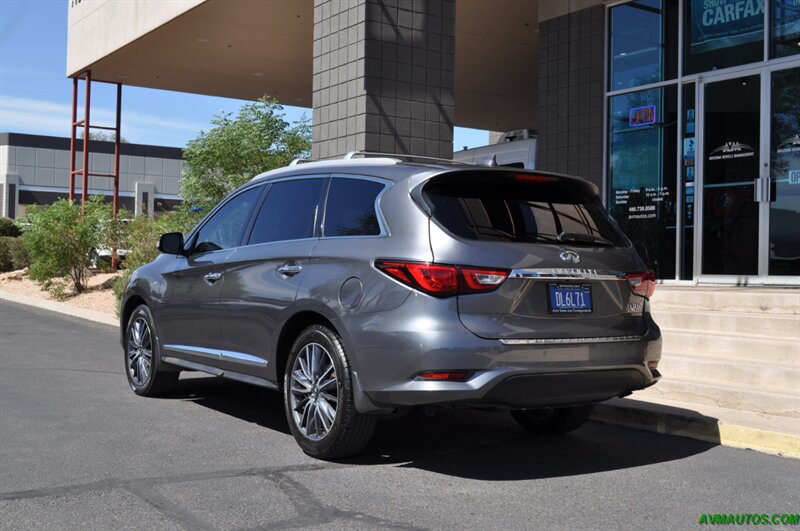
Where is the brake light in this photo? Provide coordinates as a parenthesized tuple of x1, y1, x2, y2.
(513, 173, 555, 183)
(375, 260, 508, 297)
(625, 270, 656, 298)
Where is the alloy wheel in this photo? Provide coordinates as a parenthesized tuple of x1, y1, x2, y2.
(127, 316, 153, 387)
(289, 342, 339, 441)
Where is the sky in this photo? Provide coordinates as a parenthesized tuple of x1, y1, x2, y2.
(0, 0, 488, 150)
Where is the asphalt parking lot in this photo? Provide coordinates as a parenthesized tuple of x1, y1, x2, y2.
(1, 300, 798, 530)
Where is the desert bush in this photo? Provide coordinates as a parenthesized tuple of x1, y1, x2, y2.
(0, 237, 14, 272)
(0, 217, 21, 238)
(21, 196, 120, 296)
(0, 237, 28, 272)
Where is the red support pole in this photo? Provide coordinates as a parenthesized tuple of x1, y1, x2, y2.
(81, 70, 91, 216)
(69, 78, 78, 201)
(112, 83, 122, 270)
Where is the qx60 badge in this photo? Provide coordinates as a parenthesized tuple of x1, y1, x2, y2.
(560, 250, 581, 264)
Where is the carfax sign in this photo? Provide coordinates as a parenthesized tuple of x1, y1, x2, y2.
(690, 0, 764, 53)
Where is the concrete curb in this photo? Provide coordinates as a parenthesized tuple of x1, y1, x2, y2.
(0, 290, 118, 327)
(2, 289, 797, 459)
(592, 400, 800, 459)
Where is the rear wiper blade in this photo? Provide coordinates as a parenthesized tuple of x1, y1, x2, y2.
(557, 232, 614, 246)
(524, 232, 560, 244)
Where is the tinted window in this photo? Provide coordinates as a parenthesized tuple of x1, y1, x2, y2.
(607, 85, 678, 278)
(771, 0, 800, 58)
(609, 0, 678, 91)
(323, 178, 384, 237)
(248, 179, 324, 245)
(424, 173, 626, 247)
(193, 187, 261, 253)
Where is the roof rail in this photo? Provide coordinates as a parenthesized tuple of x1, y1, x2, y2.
(288, 158, 312, 166)
(342, 151, 470, 165)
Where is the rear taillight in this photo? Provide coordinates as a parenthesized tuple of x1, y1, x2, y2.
(375, 260, 508, 297)
(625, 270, 656, 298)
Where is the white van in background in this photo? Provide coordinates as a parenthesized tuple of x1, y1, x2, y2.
(452, 129, 537, 169)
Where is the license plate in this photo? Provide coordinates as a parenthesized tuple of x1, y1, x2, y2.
(548, 284, 593, 313)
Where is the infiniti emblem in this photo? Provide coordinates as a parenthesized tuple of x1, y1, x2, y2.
(560, 250, 581, 264)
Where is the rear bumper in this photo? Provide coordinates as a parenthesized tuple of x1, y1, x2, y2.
(364, 365, 659, 411)
(345, 294, 662, 412)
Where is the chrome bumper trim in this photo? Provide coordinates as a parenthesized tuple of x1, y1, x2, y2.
(508, 268, 626, 281)
(500, 335, 642, 345)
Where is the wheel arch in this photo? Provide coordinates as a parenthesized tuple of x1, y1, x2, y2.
(120, 294, 148, 345)
(275, 310, 339, 390)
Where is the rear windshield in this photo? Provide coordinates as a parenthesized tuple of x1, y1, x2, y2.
(423, 171, 627, 247)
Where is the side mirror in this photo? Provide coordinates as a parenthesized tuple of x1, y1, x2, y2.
(157, 232, 184, 255)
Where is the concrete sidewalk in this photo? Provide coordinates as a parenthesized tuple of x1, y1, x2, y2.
(0, 289, 118, 327)
(592, 395, 800, 459)
(2, 288, 798, 459)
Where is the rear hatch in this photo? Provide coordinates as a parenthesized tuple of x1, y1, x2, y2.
(417, 169, 650, 340)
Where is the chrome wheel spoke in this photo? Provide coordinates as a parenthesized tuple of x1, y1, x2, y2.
(316, 397, 335, 430)
(320, 391, 337, 403)
(298, 353, 312, 381)
(318, 376, 336, 392)
(291, 370, 312, 393)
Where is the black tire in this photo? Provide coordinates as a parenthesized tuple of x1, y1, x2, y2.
(283, 324, 376, 459)
(124, 304, 178, 397)
(510, 404, 594, 435)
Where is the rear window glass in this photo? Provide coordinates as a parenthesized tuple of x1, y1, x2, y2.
(323, 178, 384, 237)
(423, 172, 627, 247)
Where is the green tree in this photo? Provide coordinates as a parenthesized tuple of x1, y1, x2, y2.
(181, 96, 311, 210)
(21, 196, 117, 296)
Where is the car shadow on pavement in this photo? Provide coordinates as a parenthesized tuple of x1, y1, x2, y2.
(164, 374, 291, 435)
(350, 407, 718, 480)
(164, 374, 717, 481)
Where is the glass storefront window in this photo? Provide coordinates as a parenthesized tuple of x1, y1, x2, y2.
(769, 67, 800, 275)
(607, 86, 678, 279)
(684, 0, 764, 74)
(772, 0, 800, 58)
(609, 0, 678, 90)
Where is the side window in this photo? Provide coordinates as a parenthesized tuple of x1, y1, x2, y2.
(192, 187, 261, 254)
(323, 178, 384, 237)
(248, 178, 324, 245)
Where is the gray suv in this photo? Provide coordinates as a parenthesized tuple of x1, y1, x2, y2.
(120, 154, 662, 459)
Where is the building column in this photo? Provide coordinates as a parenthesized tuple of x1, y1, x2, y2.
(134, 182, 154, 218)
(312, 0, 455, 160)
(0, 174, 19, 219)
(536, 2, 604, 189)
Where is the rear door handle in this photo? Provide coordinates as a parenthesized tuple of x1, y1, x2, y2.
(278, 264, 303, 277)
(204, 272, 222, 285)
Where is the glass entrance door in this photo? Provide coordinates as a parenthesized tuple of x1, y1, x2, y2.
(697, 66, 800, 283)
(699, 73, 762, 277)
(769, 67, 800, 277)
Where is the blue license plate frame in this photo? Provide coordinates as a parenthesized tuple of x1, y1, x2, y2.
(547, 283, 593, 314)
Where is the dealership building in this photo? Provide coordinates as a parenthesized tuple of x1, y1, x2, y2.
(65, 0, 799, 285)
(0, 132, 183, 218)
(63, 1, 799, 418)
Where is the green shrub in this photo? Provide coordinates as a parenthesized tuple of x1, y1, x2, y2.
(21, 196, 120, 296)
(7, 237, 30, 270)
(0, 237, 13, 272)
(0, 217, 21, 238)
